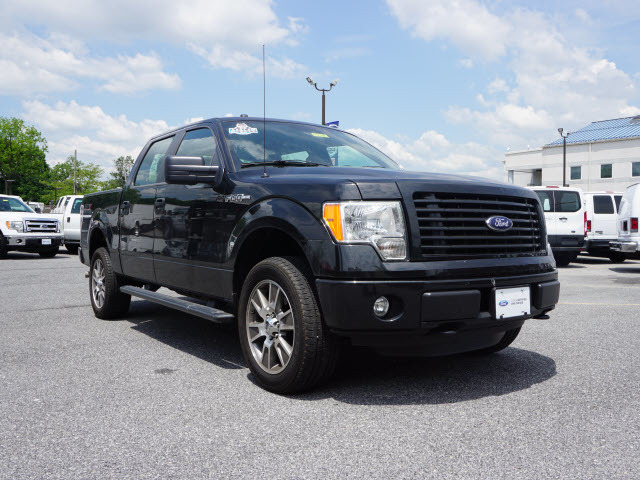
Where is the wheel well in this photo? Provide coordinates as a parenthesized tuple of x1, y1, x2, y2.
(233, 228, 310, 299)
(89, 228, 108, 260)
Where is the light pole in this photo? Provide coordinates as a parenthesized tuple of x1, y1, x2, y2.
(306, 77, 338, 125)
(4, 179, 15, 195)
(558, 128, 570, 187)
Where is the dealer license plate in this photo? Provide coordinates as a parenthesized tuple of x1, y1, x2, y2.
(495, 286, 530, 319)
(41, 239, 52, 245)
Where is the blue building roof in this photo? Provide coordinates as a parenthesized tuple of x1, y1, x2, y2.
(545, 116, 640, 146)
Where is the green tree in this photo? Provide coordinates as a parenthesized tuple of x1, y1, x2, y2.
(43, 155, 104, 204)
(102, 155, 135, 190)
(0, 117, 49, 199)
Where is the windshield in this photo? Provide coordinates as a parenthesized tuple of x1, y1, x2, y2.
(222, 121, 400, 170)
(0, 196, 35, 213)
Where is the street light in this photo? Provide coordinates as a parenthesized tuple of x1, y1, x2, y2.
(306, 77, 339, 125)
(558, 128, 570, 187)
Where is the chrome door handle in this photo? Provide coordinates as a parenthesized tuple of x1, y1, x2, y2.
(559, 217, 568, 221)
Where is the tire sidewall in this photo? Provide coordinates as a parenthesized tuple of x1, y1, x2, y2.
(238, 259, 310, 390)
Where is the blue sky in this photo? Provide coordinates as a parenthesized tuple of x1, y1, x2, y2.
(2, 0, 639, 179)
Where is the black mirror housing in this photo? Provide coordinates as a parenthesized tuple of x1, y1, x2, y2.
(164, 156, 221, 185)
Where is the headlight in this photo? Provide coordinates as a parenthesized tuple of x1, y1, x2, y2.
(5, 221, 24, 232)
(323, 201, 407, 260)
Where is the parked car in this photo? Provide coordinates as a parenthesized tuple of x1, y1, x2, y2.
(50, 194, 83, 254)
(80, 117, 560, 393)
(0, 194, 63, 258)
(530, 186, 585, 267)
(584, 192, 625, 262)
(610, 183, 640, 255)
(26, 201, 45, 213)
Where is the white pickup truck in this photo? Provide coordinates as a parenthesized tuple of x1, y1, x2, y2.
(51, 194, 83, 254)
(0, 194, 63, 258)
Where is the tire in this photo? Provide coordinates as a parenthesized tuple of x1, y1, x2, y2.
(609, 251, 626, 263)
(472, 327, 521, 355)
(554, 253, 571, 267)
(39, 247, 59, 258)
(0, 233, 7, 259)
(66, 244, 79, 255)
(238, 256, 339, 394)
(89, 247, 131, 319)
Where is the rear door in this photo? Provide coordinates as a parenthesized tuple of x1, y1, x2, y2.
(591, 195, 616, 238)
(534, 190, 556, 237)
(65, 197, 83, 242)
(120, 135, 176, 282)
(554, 190, 583, 237)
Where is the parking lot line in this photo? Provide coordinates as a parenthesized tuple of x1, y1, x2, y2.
(559, 301, 640, 306)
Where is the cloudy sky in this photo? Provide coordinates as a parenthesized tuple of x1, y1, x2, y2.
(2, 0, 639, 179)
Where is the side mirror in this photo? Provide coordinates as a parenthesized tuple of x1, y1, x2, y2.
(34, 207, 42, 213)
(165, 156, 221, 185)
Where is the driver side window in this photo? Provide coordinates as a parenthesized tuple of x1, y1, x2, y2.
(135, 136, 174, 186)
(176, 128, 219, 166)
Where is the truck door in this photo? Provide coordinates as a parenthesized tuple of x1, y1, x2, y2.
(120, 135, 175, 283)
(592, 195, 616, 238)
(153, 127, 229, 295)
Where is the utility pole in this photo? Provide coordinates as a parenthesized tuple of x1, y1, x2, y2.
(305, 77, 339, 125)
(74, 149, 77, 195)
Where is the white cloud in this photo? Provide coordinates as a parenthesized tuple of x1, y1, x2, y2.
(21, 100, 170, 169)
(387, 0, 640, 149)
(0, 32, 180, 95)
(3, 0, 306, 80)
(348, 128, 502, 180)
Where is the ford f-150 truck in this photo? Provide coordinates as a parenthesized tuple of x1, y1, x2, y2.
(80, 118, 560, 393)
(0, 194, 63, 258)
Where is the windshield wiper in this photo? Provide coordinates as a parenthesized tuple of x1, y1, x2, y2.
(241, 160, 326, 168)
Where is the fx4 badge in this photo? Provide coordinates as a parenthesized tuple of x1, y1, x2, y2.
(217, 194, 251, 204)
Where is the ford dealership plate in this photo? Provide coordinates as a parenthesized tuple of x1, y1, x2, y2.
(495, 286, 530, 319)
(41, 239, 52, 245)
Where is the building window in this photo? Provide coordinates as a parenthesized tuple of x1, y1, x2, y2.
(633, 162, 640, 177)
(570, 166, 581, 180)
(601, 164, 612, 179)
(508, 170, 514, 183)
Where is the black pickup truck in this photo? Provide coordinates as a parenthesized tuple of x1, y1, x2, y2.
(80, 117, 559, 393)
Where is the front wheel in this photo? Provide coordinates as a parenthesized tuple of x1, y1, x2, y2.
(39, 247, 59, 258)
(90, 247, 131, 319)
(238, 257, 339, 394)
(66, 244, 79, 255)
(471, 327, 521, 355)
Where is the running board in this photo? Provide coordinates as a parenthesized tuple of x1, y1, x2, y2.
(120, 286, 235, 323)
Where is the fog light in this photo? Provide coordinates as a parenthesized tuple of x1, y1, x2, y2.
(373, 296, 390, 317)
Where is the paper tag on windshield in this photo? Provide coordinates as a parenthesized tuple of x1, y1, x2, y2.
(229, 123, 258, 135)
(311, 133, 329, 138)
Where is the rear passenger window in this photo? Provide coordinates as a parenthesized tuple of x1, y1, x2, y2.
(176, 128, 219, 166)
(593, 195, 614, 214)
(555, 191, 581, 212)
(135, 136, 174, 186)
(535, 191, 553, 212)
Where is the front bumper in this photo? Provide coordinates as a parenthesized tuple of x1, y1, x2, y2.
(610, 241, 637, 253)
(316, 271, 559, 353)
(4, 235, 63, 250)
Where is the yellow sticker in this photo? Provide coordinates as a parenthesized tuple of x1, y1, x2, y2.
(311, 133, 329, 138)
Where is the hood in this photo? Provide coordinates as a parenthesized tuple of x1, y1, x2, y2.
(251, 166, 537, 201)
(0, 211, 59, 222)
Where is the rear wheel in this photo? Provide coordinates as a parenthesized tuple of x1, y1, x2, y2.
(0, 233, 7, 259)
(609, 251, 626, 263)
(238, 257, 339, 394)
(66, 244, 79, 255)
(90, 247, 131, 319)
(554, 253, 571, 267)
(472, 327, 521, 355)
(39, 247, 59, 258)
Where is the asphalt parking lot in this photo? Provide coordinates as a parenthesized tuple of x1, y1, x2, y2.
(1, 252, 639, 479)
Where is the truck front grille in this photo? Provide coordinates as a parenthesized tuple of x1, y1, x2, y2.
(24, 219, 58, 233)
(413, 192, 544, 259)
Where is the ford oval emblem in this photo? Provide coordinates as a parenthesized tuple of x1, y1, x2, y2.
(486, 216, 513, 232)
(498, 300, 509, 307)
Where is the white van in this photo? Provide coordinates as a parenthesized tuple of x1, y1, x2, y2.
(531, 186, 585, 267)
(51, 194, 83, 254)
(611, 184, 640, 255)
(584, 192, 625, 262)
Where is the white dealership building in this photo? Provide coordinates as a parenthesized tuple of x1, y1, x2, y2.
(503, 116, 640, 192)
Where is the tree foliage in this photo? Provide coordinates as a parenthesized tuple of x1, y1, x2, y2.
(42, 155, 104, 204)
(102, 155, 135, 190)
(0, 117, 49, 199)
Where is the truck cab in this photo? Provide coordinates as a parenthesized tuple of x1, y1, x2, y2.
(0, 194, 63, 258)
(80, 118, 560, 393)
